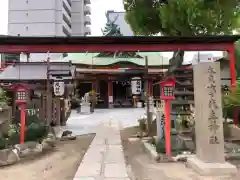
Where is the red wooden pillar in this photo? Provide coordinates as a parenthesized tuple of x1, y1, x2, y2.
(229, 44, 237, 89)
(228, 44, 238, 125)
(92, 79, 97, 92)
(20, 103, 26, 144)
(108, 77, 113, 108)
(165, 100, 171, 157)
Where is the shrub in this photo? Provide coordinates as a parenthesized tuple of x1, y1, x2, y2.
(0, 114, 49, 149)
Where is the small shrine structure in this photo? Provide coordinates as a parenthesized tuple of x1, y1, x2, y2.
(0, 61, 75, 126)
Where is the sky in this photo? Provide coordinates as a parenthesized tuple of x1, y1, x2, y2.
(0, 0, 222, 61)
(0, 0, 8, 35)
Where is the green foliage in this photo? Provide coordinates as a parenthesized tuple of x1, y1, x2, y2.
(0, 115, 48, 150)
(223, 82, 240, 108)
(0, 88, 10, 107)
(222, 82, 240, 121)
(149, 136, 189, 155)
(124, 0, 240, 36)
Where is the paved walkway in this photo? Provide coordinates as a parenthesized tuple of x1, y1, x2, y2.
(73, 119, 130, 180)
(66, 108, 144, 136)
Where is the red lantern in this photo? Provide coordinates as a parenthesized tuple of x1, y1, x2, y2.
(156, 77, 176, 100)
(13, 84, 29, 144)
(14, 84, 29, 104)
(153, 77, 177, 157)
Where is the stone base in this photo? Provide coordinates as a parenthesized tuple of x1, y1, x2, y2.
(187, 156, 237, 176)
(108, 103, 113, 109)
(80, 104, 91, 114)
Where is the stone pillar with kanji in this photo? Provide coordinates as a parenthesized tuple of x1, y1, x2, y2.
(187, 62, 237, 176)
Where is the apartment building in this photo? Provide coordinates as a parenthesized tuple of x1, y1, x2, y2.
(7, 0, 91, 61)
(71, 0, 91, 36)
(8, 0, 91, 36)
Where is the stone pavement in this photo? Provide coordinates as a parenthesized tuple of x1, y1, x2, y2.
(65, 108, 144, 136)
(73, 119, 130, 180)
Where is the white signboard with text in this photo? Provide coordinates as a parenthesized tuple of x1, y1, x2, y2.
(131, 77, 142, 95)
(53, 81, 65, 96)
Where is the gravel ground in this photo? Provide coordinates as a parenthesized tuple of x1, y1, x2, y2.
(120, 127, 240, 180)
(0, 134, 95, 180)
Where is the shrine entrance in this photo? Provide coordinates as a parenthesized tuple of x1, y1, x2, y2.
(77, 82, 92, 98)
(98, 80, 108, 108)
(113, 80, 133, 108)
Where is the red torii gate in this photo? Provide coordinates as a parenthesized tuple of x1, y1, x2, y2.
(0, 35, 239, 118)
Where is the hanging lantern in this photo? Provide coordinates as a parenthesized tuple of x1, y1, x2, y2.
(131, 77, 141, 95)
(154, 77, 177, 100)
(53, 81, 65, 96)
(14, 84, 29, 104)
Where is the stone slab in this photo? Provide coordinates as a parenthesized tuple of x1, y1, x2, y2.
(75, 162, 101, 177)
(91, 140, 107, 146)
(104, 178, 130, 180)
(193, 62, 225, 163)
(108, 145, 123, 151)
(105, 151, 125, 163)
(88, 144, 106, 151)
(107, 139, 122, 145)
(73, 178, 96, 180)
(104, 163, 128, 178)
(187, 156, 237, 176)
(82, 152, 103, 163)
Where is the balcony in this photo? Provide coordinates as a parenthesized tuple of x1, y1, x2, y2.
(64, 0, 71, 7)
(84, 5, 91, 15)
(63, 0, 71, 13)
(63, 14, 72, 34)
(84, 26, 91, 36)
(62, 6, 71, 22)
(84, 15, 91, 25)
(84, 0, 91, 5)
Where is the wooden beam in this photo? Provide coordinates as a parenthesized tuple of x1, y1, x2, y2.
(0, 43, 232, 53)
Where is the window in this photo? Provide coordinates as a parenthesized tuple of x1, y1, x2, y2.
(62, 26, 71, 37)
(63, 14, 71, 28)
(26, 26, 28, 31)
(26, 0, 28, 4)
(66, 0, 71, 6)
(163, 86, 174, 97)
(63, 2, 71, 17)
(26, 12, 28, 16)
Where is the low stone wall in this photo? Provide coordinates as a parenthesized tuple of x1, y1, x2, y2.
(0, 132, 56, 167)
(0, 107, 12, 137)
(0, 129, 76, 167)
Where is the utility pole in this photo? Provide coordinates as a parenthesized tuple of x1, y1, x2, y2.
(46, 53, 51, 125)
(144, 56, 152, 136)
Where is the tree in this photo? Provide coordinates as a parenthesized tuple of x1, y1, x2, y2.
(124, 0, 240, 73)
(101, 13, 122, 36)
(98, 13, 141, 58)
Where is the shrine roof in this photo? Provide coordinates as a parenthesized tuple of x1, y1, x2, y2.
(62, 52, 172, 66)
(0, 35, 238, 45)
(0, 62, 75, 81)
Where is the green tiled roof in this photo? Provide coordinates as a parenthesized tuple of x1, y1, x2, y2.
(63, 52, 170, 66)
